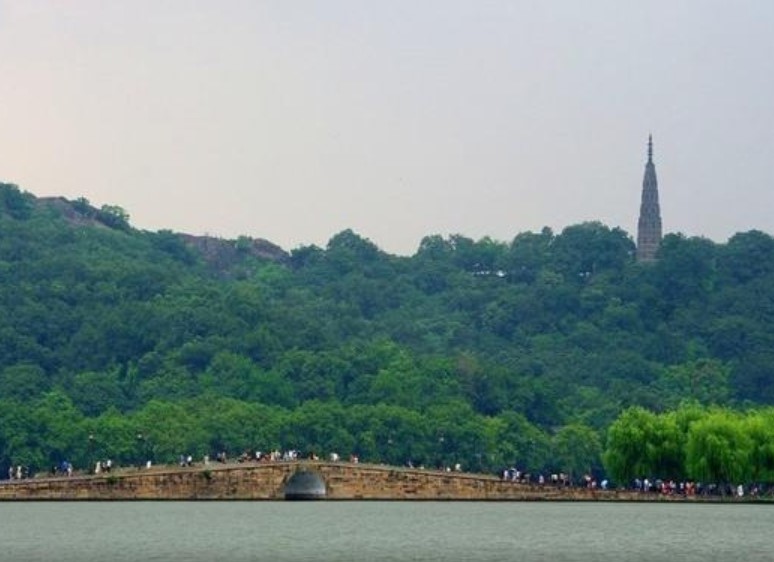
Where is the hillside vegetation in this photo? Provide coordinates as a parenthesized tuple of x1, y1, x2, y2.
(2, 182, 773, 479)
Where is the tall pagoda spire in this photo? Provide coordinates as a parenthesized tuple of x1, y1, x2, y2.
(636, 135, 662, 262)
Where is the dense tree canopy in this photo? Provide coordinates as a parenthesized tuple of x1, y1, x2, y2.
(1, 183, 773, 480)
(604, 404, 774, 486)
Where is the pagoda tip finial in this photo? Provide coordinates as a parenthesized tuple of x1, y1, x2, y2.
(647, 134, 653, 162)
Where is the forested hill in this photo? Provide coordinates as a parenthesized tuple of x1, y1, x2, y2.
(2, 181, 774, 476)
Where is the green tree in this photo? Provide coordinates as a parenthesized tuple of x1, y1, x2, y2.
(33, 391, 88, 469)
(97, 204, 130, 230)
(0, 363, 49, 401)
(655, 359, 731, 408)
(743, 410, 774, 483)
(718, 230, 774, 284)
(67, 369, 126, 416)
(486, 411, 550, 472)
(552, 423, 603, 478)
(551, 222, 634, 283)
(133, 400, 209, 464)
(502, 227, 554, 284)
(0, 183, 33, 219)
(0, 399, 47, 472)
(603, 406, 659, 484)
(686, 410, 752, 485)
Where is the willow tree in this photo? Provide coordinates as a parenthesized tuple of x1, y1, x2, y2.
(744, 409, 774, 483)
(603, 407, 659, 484)
(686, 410, 752, 484)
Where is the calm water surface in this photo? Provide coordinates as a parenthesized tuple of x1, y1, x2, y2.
(0, 501, 771, 562)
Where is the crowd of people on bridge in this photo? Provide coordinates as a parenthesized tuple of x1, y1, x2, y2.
(4, 445, 468, 482)
(6, 447, 587, 485)
(7, 465, 31, 481)
(630, 477, 764, 498)
(205, 449, 359, 466)
(8, 461, 75, 481)
(501, 467, 608, 490)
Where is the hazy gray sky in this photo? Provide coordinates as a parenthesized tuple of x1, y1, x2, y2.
(1, 1, 773, 255)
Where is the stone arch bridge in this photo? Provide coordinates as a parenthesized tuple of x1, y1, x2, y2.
(0, 461, 615, 501)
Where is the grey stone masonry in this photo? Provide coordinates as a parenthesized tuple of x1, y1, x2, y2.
(636, 135, 662, 262)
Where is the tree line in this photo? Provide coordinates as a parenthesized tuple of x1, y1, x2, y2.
(604, 403, 774, 486)
(2, 182, 774, 479)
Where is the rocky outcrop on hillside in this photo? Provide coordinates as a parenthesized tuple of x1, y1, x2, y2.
(38, 196, 113, 229)
(4, 185, 290, 270)
(179, 233, 289, 269)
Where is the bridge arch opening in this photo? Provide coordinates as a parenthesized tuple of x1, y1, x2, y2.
(284, 470, 327, 500)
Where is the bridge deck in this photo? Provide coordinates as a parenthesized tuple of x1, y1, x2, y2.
(0, 461, 761, 502)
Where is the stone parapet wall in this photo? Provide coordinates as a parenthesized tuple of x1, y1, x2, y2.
(0, 463, 290, 501)
(0, 462, 758, 502)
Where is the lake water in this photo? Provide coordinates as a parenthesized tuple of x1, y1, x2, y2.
(0, 501, 771, 562)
